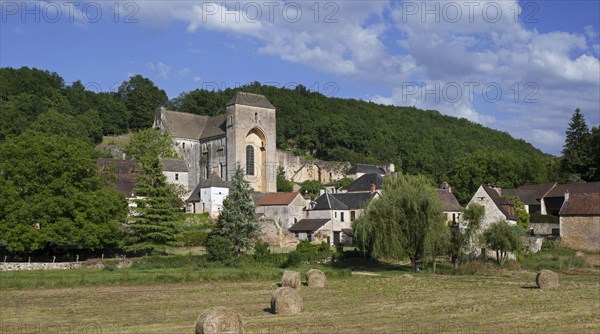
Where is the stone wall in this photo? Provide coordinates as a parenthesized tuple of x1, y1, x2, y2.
(277, 151, 350, 184)
(530, 222, 560, 236)
(0, 260, 132, 271)
(560, 216, 600, 252)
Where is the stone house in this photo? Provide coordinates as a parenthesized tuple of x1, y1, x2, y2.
(97, 158, 140, 199)
(254, 192, 308, 229)
(437, 182, 463, 224)
(160, 158, 189, 197)
(559, 192, 600, 252)
(154, 92, 277, 194)
(467, 185, 518, 228)
(186, 173, 230, 218)
(290, 191, 377, 245)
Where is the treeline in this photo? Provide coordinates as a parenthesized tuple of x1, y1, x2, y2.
(0, 67, 166, 143)
(3, 67, 596, 205)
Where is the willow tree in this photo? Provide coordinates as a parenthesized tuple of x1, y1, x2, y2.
(353, 174, 445, 271)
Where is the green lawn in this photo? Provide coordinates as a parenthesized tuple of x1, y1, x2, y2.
(1, 267, 598, 333)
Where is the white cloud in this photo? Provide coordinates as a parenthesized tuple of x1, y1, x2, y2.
(146, 62, 190, 80)
(114, 0, 599, 154)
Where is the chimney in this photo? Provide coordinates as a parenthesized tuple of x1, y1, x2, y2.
(370, 181, 376, 193)
(441, 181, 451, 193)
(564, 190, 569, 202)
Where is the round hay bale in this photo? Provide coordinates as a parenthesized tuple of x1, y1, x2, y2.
(271, 287, 302, 315)
(401, 274, 414, 279)
(195, 307, 244, 334)
(306, 269, 326, 287)
(536, 270, 559, 289)
(281, 270, 301, 289)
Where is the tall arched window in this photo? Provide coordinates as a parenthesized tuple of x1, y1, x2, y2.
(246, 145, 254, 175)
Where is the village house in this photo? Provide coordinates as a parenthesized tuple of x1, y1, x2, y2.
(289, 190, 378, 245)
(467, 185, 518, 229)
(186, 173, 230, 218)
(559, 192, 600, 252)
(160, 158, 190, 196)
(254, 192, 308, 229)
(437, 182, 463, 224)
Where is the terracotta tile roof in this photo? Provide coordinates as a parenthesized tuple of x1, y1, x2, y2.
(437, 189, 463, 211)
(544, 182, 600, 198)
(256, 192, 302, 206)
(289, 219, 330, 232)
(559, 193, 600, 215)
(226, 92, 275, 109)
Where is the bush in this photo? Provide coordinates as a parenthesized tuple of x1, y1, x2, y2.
(530, 214, 559, 224)
(207, 237, 235, 262)
(296, 240, 317, 253)
(283, 251, 304, 268)
(181, 231, 209, 247)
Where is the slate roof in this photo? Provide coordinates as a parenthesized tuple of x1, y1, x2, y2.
(186, 173, 230, 202)
(437, 190, 462, 212)
(346, 164, 384, 175)
(288, 219, 330, 232)
(226, 92, 275, 109)
(501, 189, 540, 206)
(482, 185, 517, 221)
(97, 159, 140, 198)
(341, 228, 354, 237)
(312, 193, 349, 210)
(559, 193, 600, 216)
(332, 192, 374, 209)
(199, 113, 227, 139)
(256, 192, 302, 206)
(544, 182, 600, 198)
(342, 173, 384, 192)
(160, 158, 188, 173)
(160, 109, 210, 140)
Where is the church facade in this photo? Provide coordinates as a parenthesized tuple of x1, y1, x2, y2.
(153, 92, 277, 193)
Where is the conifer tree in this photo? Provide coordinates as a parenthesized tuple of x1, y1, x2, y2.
(124, 156, 182, 255)
(561, 108, 591, 179)
(213, 165, 260, 256)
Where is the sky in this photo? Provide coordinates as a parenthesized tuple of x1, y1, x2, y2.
(1, 0, 599, 155)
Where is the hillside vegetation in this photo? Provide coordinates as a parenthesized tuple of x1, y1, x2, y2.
(1, 67, 556, 203)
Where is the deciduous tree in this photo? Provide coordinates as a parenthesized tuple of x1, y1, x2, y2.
(353, 174, 445, 271)
(483, 221, 524, 265)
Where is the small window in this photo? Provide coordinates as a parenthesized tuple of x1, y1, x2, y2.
(334, 212, 337, 218)
(351, 211, 356, 221)
(175, 173, 179, 181)
(254, 112, 258, 121)
(341, 212, 345, 222)
(182, 142, 185, 149)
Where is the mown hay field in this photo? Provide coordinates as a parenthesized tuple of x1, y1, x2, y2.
(1, 270, 599, 333)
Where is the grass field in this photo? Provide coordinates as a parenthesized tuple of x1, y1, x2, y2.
(1, 267, 599, 333)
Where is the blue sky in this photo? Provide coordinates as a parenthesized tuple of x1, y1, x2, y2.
(1, 1, 599, 155)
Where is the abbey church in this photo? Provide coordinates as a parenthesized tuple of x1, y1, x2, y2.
(153, 92, 277, 193)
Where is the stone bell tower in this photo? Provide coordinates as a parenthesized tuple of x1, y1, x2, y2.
(225, 92, 277, 193)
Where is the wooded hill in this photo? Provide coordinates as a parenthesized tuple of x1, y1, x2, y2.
(0, 67, 556, 203)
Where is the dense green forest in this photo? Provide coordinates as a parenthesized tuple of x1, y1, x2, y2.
(3, 67, 598, 204)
